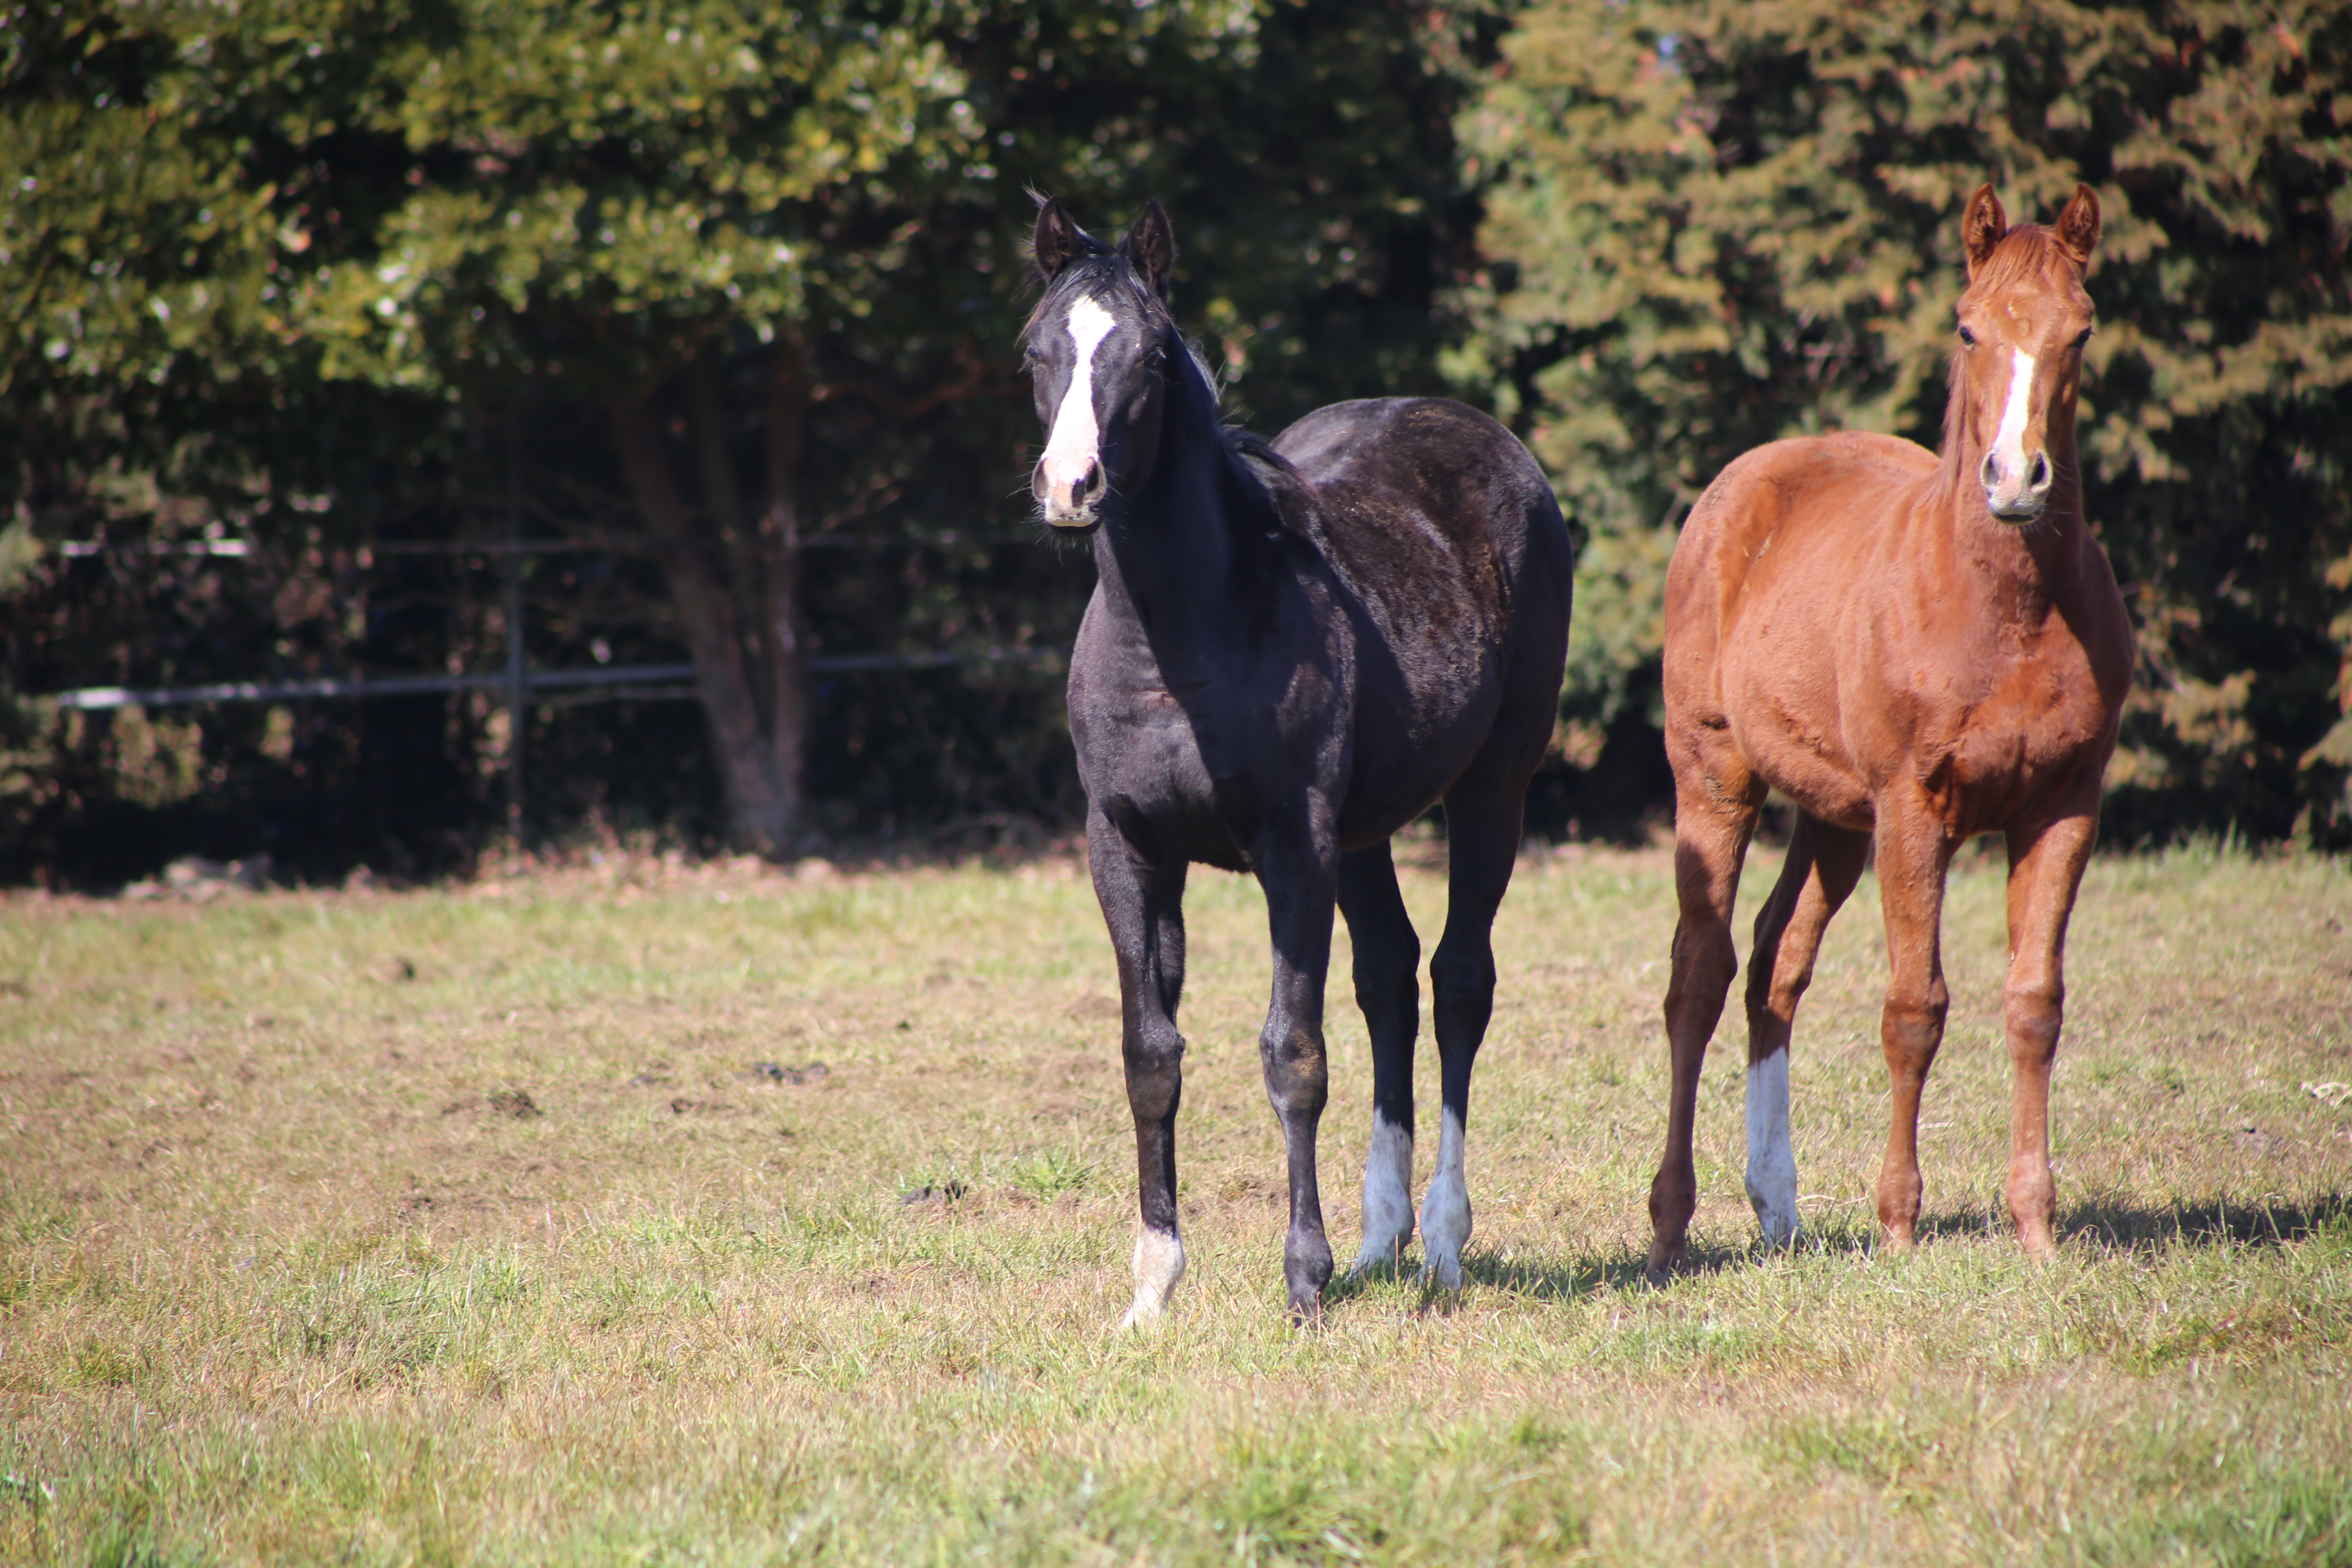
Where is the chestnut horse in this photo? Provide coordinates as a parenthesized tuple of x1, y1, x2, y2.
(1645, 184, 2132, 1274)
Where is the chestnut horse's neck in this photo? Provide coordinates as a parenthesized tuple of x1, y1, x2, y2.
(1921, 370, 2092, 613)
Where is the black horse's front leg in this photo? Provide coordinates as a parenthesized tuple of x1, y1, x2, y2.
(1256, 816, 1340, 1323)
(1087, 808, 1191, 1329)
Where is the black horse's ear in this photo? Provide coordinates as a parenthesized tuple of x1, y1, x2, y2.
(1034, 196, 1082, 283)
(1961, 183, 2007, 278)
(2051, 183, 2101, 267)
(1125, 201, 1175, 301)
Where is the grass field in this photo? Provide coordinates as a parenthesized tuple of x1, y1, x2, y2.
(2, 837, 2348, 1566)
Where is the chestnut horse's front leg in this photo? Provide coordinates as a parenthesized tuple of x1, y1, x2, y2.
(2002, 787, 2101, 1256)
(1870, 798, 1958, 1249)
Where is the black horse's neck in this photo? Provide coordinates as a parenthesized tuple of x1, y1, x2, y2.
(1089, 341, 1287, 662)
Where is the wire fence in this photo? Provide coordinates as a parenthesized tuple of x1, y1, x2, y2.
(43, 647, 1068, 712)
(34, 518, 1072, 833)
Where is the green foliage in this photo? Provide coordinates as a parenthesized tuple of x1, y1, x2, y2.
(1463, 0, 2352, 842)
(2, 0, 1490, 872)
(284, 0, 984, 396)
(1009, 1145, 1096, 1201)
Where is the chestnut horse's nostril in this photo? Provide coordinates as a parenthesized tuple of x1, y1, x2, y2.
(2026, 451, 2052, 494)
(1979, 452, 2000, 491)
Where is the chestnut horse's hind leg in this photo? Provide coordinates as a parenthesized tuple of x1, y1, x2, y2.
(1338, 841, 1421, 1273)
(1255, 817, 1341, 1323)
(1741, 815, 1869, 1248)
(1087, 809, 1192, 1328)
(1869, 801, 1957, 1249)
(1648, 773, 1764, 1276)
(2001, 794, 2100, 1256)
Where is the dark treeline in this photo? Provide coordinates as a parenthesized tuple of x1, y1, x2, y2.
(4, 0, 2346, 885)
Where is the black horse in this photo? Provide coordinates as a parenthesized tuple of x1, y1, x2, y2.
(1025, 199, 1571, 1324)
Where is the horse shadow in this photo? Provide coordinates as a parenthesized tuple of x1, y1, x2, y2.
(2046, 1189, 2349, 1248)
(1323, 1237, 1753, 1312)
(1319, 1189, 2352, 1316)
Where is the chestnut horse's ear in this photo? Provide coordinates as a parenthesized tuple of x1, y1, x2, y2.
(2051, 184, 2101, 266)
(1125, 201, 1176, 301)
(1962, 183, 2007, 278)
(1033, 196, 1082, 283)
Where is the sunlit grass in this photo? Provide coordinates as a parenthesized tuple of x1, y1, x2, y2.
(1, 841, 2347, 1564)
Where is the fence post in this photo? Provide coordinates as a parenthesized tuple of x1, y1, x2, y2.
(504, 425, 526, 843)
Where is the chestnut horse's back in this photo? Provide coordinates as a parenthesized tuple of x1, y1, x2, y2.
(1662, 430, 1938, 832)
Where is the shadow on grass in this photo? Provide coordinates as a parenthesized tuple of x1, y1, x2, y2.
(1320, 1189, 2351, 1317)
(1898, 1188, 2351, 1250)
(2058, 1189, 2351, 1248)
(1322, 1236, 1757, 1312)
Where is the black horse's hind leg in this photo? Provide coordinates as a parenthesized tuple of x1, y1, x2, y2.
(1338, 840, 1421, 1273)
(1087, 808, 1191, 1328)
(1255, 816, 1341, 1323)
(1420, 787, 1528, 1288)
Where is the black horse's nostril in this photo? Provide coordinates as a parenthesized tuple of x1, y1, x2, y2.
(2026, 451, 2052, 493)
(1080, 459, 1104, 501)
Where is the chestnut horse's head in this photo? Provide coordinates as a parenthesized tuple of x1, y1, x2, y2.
(1951, 183, 2101, 523)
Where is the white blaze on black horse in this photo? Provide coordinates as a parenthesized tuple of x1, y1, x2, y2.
(1022, 198, 1572, 1324)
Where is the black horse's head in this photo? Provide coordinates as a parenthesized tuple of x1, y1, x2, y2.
(1022, 198, 1180, 531)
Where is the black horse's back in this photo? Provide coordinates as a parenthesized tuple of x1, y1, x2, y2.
(1274, 397, 1572, 844)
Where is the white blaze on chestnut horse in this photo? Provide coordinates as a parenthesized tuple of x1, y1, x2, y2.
(1645, 184, 2134, 1273)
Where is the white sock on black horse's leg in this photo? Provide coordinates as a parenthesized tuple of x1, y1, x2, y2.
(1353, 1113, 1414, 1272)
(1419, 1109, 1471, 1288)
(1120, 1226, 1186, 1329)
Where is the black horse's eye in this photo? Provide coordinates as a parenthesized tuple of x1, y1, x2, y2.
(1957, 324, 1977, 346)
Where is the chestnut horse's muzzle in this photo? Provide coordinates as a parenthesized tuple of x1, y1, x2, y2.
(1980, 448, 2053, 522)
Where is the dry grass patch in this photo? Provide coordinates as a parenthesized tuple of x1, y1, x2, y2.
(1, 840, 2347, 1564)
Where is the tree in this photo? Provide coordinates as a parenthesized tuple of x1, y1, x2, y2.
(5, 0, 1497, 868)
(1460, 0, 2352, 842)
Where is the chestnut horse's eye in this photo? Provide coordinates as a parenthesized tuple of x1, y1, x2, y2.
(1957, 325, 1977, 346)
(2072, 327, 2094, 349)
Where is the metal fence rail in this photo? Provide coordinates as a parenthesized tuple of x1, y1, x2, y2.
(39, 512, 1067, 831)
(42, 648, 1067, 711)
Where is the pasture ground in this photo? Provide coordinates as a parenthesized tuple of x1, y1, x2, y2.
(2, 838, 2348, 1566)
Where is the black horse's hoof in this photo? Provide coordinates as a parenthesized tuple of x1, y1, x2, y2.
(1285, 1229, 1334, 1324)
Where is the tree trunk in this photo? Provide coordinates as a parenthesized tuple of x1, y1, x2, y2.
(606, 336, 811, 853)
